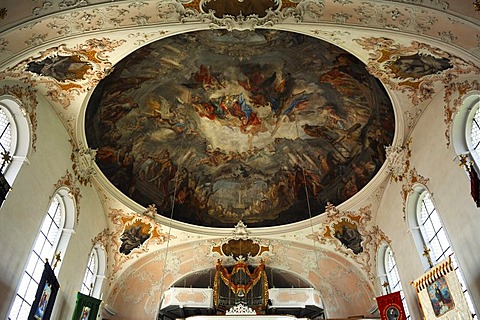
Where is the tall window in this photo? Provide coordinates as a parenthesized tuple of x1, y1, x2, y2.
(469, 106, 480, 160)
(452, 92, 480, 172)
(8, 189, 75, 320)
(410, 186, 477, 319)
(81, 249, 98, 296)
(417, 192, 452, 264)
(378, 245, 410, 318)
(0, 107, 12, 171)
(0, 97, 31, 185)
(80, 245, 106, 299)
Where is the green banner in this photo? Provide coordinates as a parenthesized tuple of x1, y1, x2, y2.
(71, 292, 102, 320)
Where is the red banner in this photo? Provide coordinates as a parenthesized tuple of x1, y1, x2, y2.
(376, 291, 407, 320)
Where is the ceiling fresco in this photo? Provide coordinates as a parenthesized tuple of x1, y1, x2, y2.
(85, 29, 395, 228)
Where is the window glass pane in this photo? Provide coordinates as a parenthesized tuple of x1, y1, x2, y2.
(16, 277, 30, 298)
(31, 264, 44, 283)
(17, 304, 30, 320)
(25, 254, 38, 274)
(81, 249, 98, 295)
(32, 238, 46, 257)
(423, 197, 435, 215)
(429, 238, 442, 261)
(0, 108, 12, 160)
(437, 232, 450, 253)
(9, 298, 22, 319)
(429, 212, 443, 233)
(471, 107, 480, 159)
(384, 247, 410, 318)
(423, 219, 435, 239)
(24, 284, 37, 304)
(416, 189, 477, 319)
(8, 195, 65, 320)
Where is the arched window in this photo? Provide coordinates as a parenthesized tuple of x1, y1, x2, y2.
(407, 185, 477, 319)
(0, 107, 12, 168)
(378, 244, 410, 318)
(80, 245, 106, 299)
(8, 188, 75, 320)
(0, 96, 31, 185)
(469, 105, 480, 160)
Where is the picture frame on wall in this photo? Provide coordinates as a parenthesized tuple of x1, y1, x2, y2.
(28, 261, 60, 320)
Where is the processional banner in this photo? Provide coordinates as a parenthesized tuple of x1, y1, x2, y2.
(411, 256, 471, 319)
(376, 291, 407, 320)
(28, 261, 60, 320)
(71, 291, 102, 320)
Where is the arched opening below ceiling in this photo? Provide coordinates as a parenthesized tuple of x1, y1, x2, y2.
(160, 267, 324, 319)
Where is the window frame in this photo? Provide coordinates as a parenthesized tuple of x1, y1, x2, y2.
(0, 96, 31, 185)
(415, 191, 453, 265)
(80, 244, 106, 299)
(7, 187, 76, 320)
(407, 184, 477, 319)
(81, 248, 99, 296)
(377, 244, 411, 318)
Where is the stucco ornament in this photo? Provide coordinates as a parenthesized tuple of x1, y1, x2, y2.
(211, 221, 272, 265)
(354, 37, 480, 108)
(308, 203, 389, 281)
(226, 303, 257, 315)
(390, 0, 449, 10)
(180, 0, 323, 30)
(0, 84, 38, 151)
(0, 38, 124, 108)
(444, 79, 480, 147)
(232, 220, 249, 239)
(384, 139, 411, 182)
(103, 208, 174, 277)
(143, 204, 157, 219)
(71, 146, 97, 185)
(54, 170, 82, 221)
(400, 168, 429, 216)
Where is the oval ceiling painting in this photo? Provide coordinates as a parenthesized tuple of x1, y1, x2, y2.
(85, 29, 395, 228)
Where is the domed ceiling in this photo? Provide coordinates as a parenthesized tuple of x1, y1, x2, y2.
(85, 29, 395, 228)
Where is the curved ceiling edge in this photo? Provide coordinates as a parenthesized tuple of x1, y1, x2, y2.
(0, 0, 479, 69)
(79, 27, 402, 232)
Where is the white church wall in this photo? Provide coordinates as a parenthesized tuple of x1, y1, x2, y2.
(375, 174, 424, 319)
(376, 83, 480, 319)
(53, 182, 107, 319)
(410, 86, 480, 313)
(0, 92, 108, 319)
